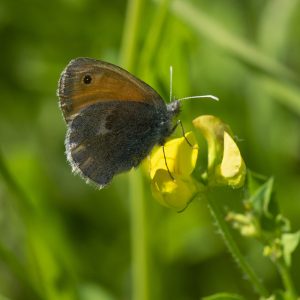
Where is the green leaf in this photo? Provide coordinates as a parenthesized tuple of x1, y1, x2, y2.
(282, 231, 300, 266)
(275, 215, 291, 233)
(246, 171, 268, 196)
(248, 177, 276, 218)
(203, 293, 245, 300)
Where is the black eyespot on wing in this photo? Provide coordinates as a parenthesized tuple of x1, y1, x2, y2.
(83, 74, 92, 84)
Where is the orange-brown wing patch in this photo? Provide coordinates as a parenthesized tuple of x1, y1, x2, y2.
(58, 58, 164, 122)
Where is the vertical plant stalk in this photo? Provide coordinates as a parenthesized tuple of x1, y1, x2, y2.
(276, 259, 297, 300)
(120, 0, 145, 71)
(120, 0, 149, 300)
(206, 194, 270, 298)
(139, 0, 171, 73)
(129, 170, 149, 300)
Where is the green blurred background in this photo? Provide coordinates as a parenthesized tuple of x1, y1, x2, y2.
(0, 0, 300, 299)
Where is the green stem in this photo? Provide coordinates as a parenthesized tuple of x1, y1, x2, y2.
(206, 194, 270, 298)
(129, 170, 149, 300)
(120, 0, 145, 71)
(120, 1, 149, 299)
(276, 259, 297, 300)
(139, 0, 171, 74)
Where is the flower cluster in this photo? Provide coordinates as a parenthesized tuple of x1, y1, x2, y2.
(148, 115, 246, 211)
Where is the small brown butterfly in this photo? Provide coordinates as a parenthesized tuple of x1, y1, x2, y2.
(57, 58, 217, 187)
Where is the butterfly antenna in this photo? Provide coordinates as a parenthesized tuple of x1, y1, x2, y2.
(177, 95, 219, 102)
(169, 65, 218, 102)
(169, 65, 173, 102)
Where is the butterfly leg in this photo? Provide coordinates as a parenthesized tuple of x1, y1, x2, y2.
(171, 120, 193, 147)
(162, 145, 175, 181)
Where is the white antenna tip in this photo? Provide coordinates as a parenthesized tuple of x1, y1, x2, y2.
(209, 95, 219, 101)
(177, 94, 220, 102)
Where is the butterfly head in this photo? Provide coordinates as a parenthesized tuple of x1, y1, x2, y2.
(166, 99, 181, 118)
(156, 100, 181, 145)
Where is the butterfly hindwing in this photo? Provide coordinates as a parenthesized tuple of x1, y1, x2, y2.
(66, 101, 166, 187)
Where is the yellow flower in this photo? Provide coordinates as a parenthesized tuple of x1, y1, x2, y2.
(151, 170, 199, 211)
(149, 132, 201, 211)
(193, 115, 246, 188)
(148, 115, 246, 209)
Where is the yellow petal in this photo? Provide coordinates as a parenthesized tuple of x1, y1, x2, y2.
(151, 169, 199, 211)
(193, 115, 246, 188)
(149, 132, 198, 179)
(216, 131, 246, 187)
(193, 115, 231, 172)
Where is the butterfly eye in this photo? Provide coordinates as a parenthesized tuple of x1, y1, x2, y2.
(83, 74, 92, 84)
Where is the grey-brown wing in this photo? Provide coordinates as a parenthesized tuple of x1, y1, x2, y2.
(65, 101, 166, 187)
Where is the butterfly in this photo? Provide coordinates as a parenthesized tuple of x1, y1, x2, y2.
(57, 58, 217, 188)
(57, 57, 182, 188)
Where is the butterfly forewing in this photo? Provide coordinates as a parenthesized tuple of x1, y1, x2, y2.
(58, 58, 164, 122)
